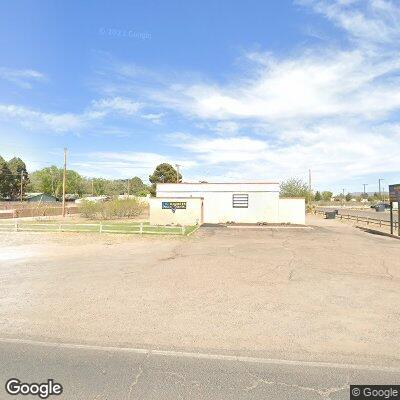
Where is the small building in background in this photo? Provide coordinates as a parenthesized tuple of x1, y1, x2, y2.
(26, 193, 58, 203)
(75, 195, 109, 204)
(150, 182, 305, 225)
(65, 194, 79, 202)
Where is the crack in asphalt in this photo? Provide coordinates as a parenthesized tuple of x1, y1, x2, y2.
(244, 373, 349, 399)
(127, 351, 150, 400)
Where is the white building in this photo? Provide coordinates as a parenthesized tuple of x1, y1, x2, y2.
(150, 182, 305, 225)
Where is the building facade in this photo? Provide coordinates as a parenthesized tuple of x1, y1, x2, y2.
(154, 182, 305, 225)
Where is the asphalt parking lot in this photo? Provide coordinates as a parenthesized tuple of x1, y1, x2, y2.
(0, 215, 399, 398)
(0, 215, 399, 365)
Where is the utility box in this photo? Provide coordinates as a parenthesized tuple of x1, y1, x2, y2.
(325, 211, 336, 219)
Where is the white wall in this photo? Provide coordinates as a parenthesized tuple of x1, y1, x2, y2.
(156, 183, 305, 225)
(149, 197, 203, 226)
(157, 183, 280, 224)
(278, 198, 305, 224)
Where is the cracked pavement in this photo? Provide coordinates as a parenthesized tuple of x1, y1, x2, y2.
(0, 214, 400, 398)
(0, 340, 399, 399)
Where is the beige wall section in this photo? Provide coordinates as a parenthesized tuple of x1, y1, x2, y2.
(149, 197, 203, 226)
(278, 198, 306, 225)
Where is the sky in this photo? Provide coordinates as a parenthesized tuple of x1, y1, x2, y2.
(0, 0, 399, 194)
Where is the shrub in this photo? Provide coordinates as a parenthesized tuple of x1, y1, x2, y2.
(79, 200, 100, 219)
(79, 198, 146, 220)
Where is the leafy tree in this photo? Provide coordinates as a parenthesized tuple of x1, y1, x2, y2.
(28, 166, 62, 196)
(28, 166, 84, 197)
(82, 177, 150, 197)
(136, 189, 149, 197)
(91, 178, 108, 196)
(7, 157, 29, 200)
(345, 192, 352, 202)
(149, 163, 181, 196)
(0, 155, 13, 198)
(314, 191, 322, 201)
(65, 170, 84, 196)
(321, 191, 333, 201)
(280, 178, 311, 201)
(130, 176, 149, 195)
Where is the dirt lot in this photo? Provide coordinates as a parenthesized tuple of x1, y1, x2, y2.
(0, 215, 399, 367)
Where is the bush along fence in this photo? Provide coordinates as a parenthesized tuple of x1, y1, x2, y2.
(0, 221, 197, 236)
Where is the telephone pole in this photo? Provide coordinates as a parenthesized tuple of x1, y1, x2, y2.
(175, 164, 181, 183)
(363, 184, 368, 198)
(378, 178, 384, 201)
(62, 148, 67, 217)
(20, 170, 24, 202)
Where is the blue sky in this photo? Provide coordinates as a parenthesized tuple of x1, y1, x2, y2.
(0, 0, 399, 194)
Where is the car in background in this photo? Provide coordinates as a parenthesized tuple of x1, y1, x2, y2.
(370, 203, 391, 211)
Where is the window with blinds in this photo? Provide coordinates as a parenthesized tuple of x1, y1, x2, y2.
(232, 194, 249, 208)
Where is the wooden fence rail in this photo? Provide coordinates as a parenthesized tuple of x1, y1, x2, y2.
(316, 210, 399, 230)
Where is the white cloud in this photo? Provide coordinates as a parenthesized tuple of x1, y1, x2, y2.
(73, 151, 197, 179)
(167, 125, 400, 186)
(0, 104, 85, 132)
(0, 96, 143, 134)
(146, 48, 400, 123)
(300, 0, 400, 45)
(91, 97, 142, 116)
(0, 67, 45, 88)
(141, 112, 165, 124)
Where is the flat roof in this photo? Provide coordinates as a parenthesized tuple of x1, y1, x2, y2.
(152, 197, 204, 199)
(158, 182, 279, 185)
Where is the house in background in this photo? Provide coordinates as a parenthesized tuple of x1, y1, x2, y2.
(26, 193, 58, 203)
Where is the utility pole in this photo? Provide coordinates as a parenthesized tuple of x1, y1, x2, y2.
(342, 188, 345, 206)
(308, 169, 312, 204)
(378, 178, 384, 201)
(363, 184, 368, 196)
(20, 170, 24, 202)
(62, 148, 67, 217)
(175, 164, 181, 183)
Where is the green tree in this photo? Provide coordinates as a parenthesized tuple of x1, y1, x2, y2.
(345, 192, 352, 202)
(7, 157, 29, 200)
(91, 178, 108, 195)
(65, 170, 84, 196)
(0, 155, 13, 198)
(28, 166, 84, 197)
(321, 191, 333, 201)
(29, 166, 62, 196)
(280, 178, 311, 201)
(130, 176, 149, 195)
(149, 163, 181, 196)
(314, 191, 322, 201)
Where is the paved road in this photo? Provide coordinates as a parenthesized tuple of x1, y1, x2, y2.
(1, 339, 400, 400)
(317, 207, 399, 223)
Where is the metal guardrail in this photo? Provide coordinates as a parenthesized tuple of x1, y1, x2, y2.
(0, 221, 187, 235)
(316, 210, 399, 229)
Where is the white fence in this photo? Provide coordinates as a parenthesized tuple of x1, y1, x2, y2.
(0, 221, 187, 235)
